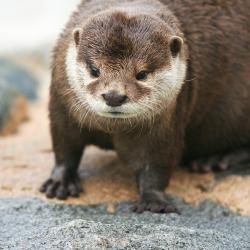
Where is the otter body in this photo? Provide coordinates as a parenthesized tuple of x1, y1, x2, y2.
(40, 0, 250, 213)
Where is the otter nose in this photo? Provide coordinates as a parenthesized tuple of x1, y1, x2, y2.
(102, 92, 128, 107)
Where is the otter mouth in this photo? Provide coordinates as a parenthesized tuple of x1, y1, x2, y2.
(97, 111, 138, 119)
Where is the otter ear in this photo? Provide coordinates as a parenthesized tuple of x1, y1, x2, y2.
(169, 36, 183, 57)
(72, 28, 82, 47)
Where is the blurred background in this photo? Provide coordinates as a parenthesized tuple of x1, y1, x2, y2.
(0, 0, 80, 52)
(0, 0, 80, 135)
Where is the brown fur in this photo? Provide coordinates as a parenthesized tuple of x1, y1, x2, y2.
(40, 0, 250, 213)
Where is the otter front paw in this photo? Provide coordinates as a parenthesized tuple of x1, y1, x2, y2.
(132, 200, 179, 214)
(39, 166, 83, 200)
(132, 192, 180, 214)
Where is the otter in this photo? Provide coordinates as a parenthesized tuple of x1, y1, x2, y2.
(40, 0, 250, 213)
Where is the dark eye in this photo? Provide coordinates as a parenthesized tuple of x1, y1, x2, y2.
(90, 66, 100, 78)
(136, 71, 148, 81)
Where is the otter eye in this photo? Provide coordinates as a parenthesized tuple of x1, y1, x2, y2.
(90, 66, 100, 78)
(136, 71, 148, 81)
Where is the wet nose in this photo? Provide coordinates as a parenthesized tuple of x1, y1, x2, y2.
(102, 92, 128, 107)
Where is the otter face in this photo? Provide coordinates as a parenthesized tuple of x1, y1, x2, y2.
(66, 12, 187, 120)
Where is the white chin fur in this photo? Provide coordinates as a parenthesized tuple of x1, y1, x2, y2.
(97, 112, 139, 119)
(66, 43, 187, 120)
(83, 97, 142, 118)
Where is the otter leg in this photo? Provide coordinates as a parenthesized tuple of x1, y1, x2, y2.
(40, 124, 86, 199)
(190, 149, 250, 173)
(132, 166, 180, 214)
(40, 100, 87, 199)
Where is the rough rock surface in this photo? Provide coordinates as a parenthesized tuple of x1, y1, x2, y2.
(0, 197, 250, 249)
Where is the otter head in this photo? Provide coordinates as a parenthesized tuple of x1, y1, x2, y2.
(66, 11, 187, 128)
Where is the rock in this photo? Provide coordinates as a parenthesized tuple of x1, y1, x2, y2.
(0, 59, 38, 100)
(0, 80, 17, 129)
(0, 59, 38, 135)
(0, 197, 250, 249)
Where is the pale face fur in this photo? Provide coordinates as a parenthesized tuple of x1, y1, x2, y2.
(66, 43, 186, 116)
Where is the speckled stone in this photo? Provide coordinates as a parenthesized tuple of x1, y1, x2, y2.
(1, 197, 250, 249)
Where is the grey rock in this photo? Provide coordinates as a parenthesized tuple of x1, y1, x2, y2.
(0, 197, 250, 249)
(0, 59, 38, 131)
(0, 80, 17, 129)
(0, 59, 38, 101)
